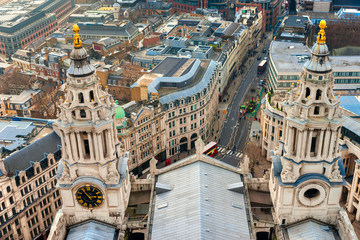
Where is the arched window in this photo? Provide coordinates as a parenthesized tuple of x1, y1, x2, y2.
(305, 87, 310, 98)
(316, 89, 322, 100)
(78, 93, 84, 103)
(6, 186, 11, 193)
(80, 109, 86, 118)
(314, 106, 320, 115)
(89, 91, 94, 101)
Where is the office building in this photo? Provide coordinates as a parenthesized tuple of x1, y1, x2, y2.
(236, 0, 281, 31)
(0, 0, 75, 56)
(0, 122, 62, 240)
(268, 41, 360, 94)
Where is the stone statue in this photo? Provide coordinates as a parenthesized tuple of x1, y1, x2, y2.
(281, 160, 296, 182)
(263, 170, 270, 179)
(107, 163, 119, 183)
(150, 157, 158, 177)
(60, 163, 71, 182)
(329, 161, 342, 182)
(195, 138, 205, 158)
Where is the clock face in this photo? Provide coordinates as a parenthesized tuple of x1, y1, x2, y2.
(75, 185, 103, 209)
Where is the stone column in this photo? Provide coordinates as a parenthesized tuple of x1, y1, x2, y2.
(317, 129, 325, 159)
(93, 132, 99, 160)
(328, 129, 336, 159)
(59, 130, 67, 159)
(282, 120, 287, 143)
(301, 130, 307, 159)
(306, 129, 313, 158)
(107, 129, 114, 157)
(70, 132, 78, 161)
(288, 126, 294, 155)
(97, 132, 105, 161)
(65, 133, 73, 161)
(334, 127, 341, 156)
(88, 132, 94, 161)
(76, 132, 84, 160)
(323, 129, 331, 159)
(111, 123, 117, 145)
(296, 130, 303, 159)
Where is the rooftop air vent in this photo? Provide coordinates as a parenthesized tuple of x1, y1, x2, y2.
(158, 203, 168, 209)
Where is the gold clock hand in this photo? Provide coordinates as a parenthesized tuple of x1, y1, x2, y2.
(82, 190, 93, 200)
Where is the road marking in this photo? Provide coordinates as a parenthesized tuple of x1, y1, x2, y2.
(236, 153, 241, 157)
(226, 150, 232, 154)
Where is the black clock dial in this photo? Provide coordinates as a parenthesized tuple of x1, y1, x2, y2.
(75, 185, 103, 209)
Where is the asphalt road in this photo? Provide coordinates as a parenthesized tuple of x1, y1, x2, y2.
(218, 43, 271, 167)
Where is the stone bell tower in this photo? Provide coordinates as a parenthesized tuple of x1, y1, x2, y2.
(269, 20, 345, 225)
(52, 25, 131, 229)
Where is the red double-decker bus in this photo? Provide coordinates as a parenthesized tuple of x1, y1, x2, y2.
(257, 60, 267, 74)
(203, 141, 218, 157)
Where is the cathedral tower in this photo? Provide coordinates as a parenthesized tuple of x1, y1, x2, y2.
(53, 25, 131, 228)
(269, 20, 345, 225)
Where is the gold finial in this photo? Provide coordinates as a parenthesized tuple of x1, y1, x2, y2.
(316, 20, 327, 44)
(73, 24, 82, 48)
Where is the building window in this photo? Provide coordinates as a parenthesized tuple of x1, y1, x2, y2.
(314, 106, 320, 115)
(78, 93, 84, 103)
(316, 89, 322, 100)
(80, 110, 86, 118)
(304, 188, 319, 199)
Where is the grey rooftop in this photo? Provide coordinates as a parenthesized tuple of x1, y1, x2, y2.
(4, 131, 61, 174)
(151, 160, 251, 240)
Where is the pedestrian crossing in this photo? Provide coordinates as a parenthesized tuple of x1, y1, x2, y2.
(218, 146, 243, 158)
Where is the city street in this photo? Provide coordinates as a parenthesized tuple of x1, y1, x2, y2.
(218, 40, 271, 167)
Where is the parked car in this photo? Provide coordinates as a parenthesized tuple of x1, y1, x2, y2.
(257, 55, 262, 60)
(262, 48, 267, 53)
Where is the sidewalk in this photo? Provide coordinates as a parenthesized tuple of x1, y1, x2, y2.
(169, 34, 273, 163)
(209, 56, 257, 142)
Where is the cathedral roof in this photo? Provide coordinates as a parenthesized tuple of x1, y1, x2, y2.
(152, 160, 250, 239)
(284, 219, 338, 240)
(66, 220, 117, 240)
(67, 24, 95, 77)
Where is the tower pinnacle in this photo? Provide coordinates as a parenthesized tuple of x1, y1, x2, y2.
(316, 20, 327, 44)
(73, 24, 82, 48)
